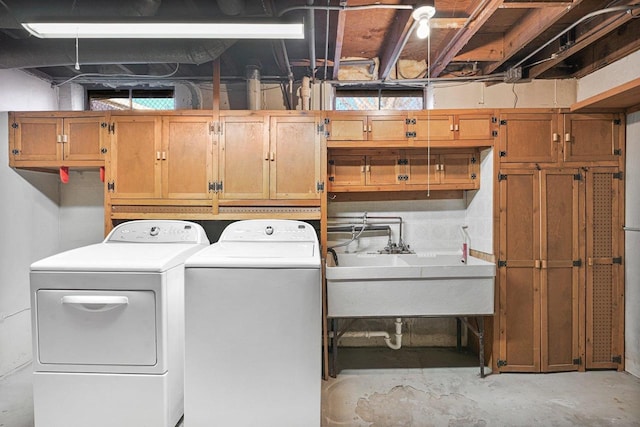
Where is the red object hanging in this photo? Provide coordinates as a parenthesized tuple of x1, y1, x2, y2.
(59, 166, 69, 184)
(100, 166, 105, 182)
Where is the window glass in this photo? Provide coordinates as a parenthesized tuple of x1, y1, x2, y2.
(88, 89, 175, 110)
(335, 90, 423, 110)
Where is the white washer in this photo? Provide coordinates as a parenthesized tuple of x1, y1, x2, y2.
(184, 219, 321, 427)
(30, 220, 209, 427)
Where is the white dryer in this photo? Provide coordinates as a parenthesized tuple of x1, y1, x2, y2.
(30, 220, 209, 427)
(184, 219, 321, 427)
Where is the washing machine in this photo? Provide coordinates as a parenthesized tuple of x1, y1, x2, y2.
(30, 220, 209, 427)
(184, 219, 321, 427)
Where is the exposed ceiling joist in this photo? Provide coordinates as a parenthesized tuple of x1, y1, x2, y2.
(483, 1, 582, 75)
(430, 0, 504, 77)
(332, 7, 347, 80)
(378, 9, 414, 80)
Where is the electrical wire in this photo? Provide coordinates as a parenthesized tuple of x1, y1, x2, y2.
(53, 63, 181, 87)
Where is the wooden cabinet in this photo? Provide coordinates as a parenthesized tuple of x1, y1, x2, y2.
(498, 111, 623, 166)
(107, 114, 215, 201)
(328, 149, 479, 192)
(325, 112, 408, 142)
(497, 169, 581, 373)
(219, 113, 323, 201)
(413, 112, 494, 143)
(563, 114, 622, 163)
(9, 112, 107, 167)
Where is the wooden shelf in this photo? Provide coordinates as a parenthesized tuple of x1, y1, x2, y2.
(571, 77, 640, 113)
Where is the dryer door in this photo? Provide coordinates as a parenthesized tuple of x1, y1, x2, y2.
(36, 289, 157, 366)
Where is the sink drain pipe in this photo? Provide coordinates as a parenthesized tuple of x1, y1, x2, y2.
(330, 318, 403, 350)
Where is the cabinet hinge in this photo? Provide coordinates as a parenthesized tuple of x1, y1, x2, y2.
(397, 159, 408, 165)
(497, 359, 507, 367)
(491, 116, 498, 124)
(471, 173, 477, 180)
(405, 118, 416, 125)
(500, 119, 507, 125)
(492, 130, 499, 137)
(11, 122, 19, 129)
(324, 117, 330, 124)
(100, 122, 108, 128)
(397, 175, 409, 181)
(499, 151, 506, 157)
(405, 131, 416, 138)
(100, 147, 108, 154)
(573, 259, 582, 267)
(317, 124, 325, 134)
(498, 260, 507, 267)
(328, 176, 335, 182)
(470, 157, 477, 164)
(613, 171, 623, 180)
(316, 181, 325, 192)
(498, 173, 507, 181)
(11, 149, 19, 155)
(573, 357, 582, 365)
(328, 159, 335, 165)
(573, 173, 582, 181)
(612, 355, 622, 364)
(217, 181, 223, 192)
(208, 182, 216, 193)
(613, 257, 622, 265)
(107, 181, 115, 192)
(614, 149, 622, 156)
(108, 123, 115, 134)
(613, 119, 621, 125)
(209, 122, 216, 134)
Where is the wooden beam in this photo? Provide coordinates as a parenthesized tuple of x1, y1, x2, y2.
(500, 1, 575, 8)
(455, 33, 504, 61)
(378, 9, 414, 80)
(212, 58, 220, 111)
(332, 8, 347, 80)
(482, 2, 581, 75)
(528, 5, 638, 78)
(429, 17, 469, 29)
(430, 0, 504, 77)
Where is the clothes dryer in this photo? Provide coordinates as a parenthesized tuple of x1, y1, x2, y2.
(30, 220, 209, 427)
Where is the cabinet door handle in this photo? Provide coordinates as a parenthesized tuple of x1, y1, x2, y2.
(265, 152, 270, 161)
(361, 165, 365, 173)
(450, 124, 454, 131)
(553, 133, 560, 142)
(57, 134, 63, 143)
(156, 151, 161, 160)
(270, 152, 275, 161)
(534, 260, 541, 269)
(162, 151, 166, 160)
(366, 165, 371, 173)
(367, 124, 372, 133)
(363, 124, 367, 132)
(541, 260, 548, 269)
(62, 134, 68, 143)
(565, 133, 572, 142)
(454, 124, 459, 131)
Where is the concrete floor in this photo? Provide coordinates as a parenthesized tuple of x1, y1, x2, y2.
(2, 348, 640, 427)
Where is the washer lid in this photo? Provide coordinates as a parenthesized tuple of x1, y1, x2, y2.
(30, 242, 209, 272)
(185, 241, 320, 268)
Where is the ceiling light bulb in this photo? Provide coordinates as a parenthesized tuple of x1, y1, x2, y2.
(416, 19, 430, 39)
(412, 5, 436, 21)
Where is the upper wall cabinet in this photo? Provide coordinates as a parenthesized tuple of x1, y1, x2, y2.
(325, 112, 409, 143)
(498, 111, 623, 167)
(412, 112, 495, 145)
(9, 112, 108, 168)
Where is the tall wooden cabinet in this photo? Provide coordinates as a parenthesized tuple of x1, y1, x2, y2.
(496, 110, 625, 373)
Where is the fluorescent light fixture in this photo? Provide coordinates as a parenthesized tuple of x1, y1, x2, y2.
(22, 22, 305, 39)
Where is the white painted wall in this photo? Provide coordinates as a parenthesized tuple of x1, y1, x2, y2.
(0, 70, 60, 377)
(577, 49, 640, 102)
(625, 111, 640, 378)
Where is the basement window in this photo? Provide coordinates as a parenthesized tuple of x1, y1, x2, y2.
(88, 89, 175, 111)
(334, 90, 423, 110)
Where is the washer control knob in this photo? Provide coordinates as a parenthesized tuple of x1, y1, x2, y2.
(265, 226, 274, 235)
(150, 226, 160, 236)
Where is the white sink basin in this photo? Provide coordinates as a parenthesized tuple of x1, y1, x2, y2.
(326, 253, 496, 318)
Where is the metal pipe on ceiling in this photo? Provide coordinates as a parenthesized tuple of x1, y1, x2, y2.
(307, 0, 316, 80)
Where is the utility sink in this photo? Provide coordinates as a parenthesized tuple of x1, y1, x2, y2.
(326, 253, 496, 318)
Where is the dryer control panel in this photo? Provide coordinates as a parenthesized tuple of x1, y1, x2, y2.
(106, 220, 209, 244)
(220, 220, 318, 243)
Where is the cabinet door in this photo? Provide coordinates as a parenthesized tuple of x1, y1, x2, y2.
(440, 153, 477, 185)
(413, 114, 455, 141)
(563, 114, 621, 163)
(499, 113, 558, 163)
(368, 115, 408, 141)
(585, 168, 623, 370)
(63, 116, 107, 161)
(457, 114, 493, 140)
(162, 116, 214, 200)
(219, 115, 269, 200)
(366, 153, 402, 186)
(326, 115, 367, 141)
(270, 115, 322, 200)
(328, 155, 365, 188)
(540, 169, 581, 372)
(498, 170, 541, 372)
(405, 153, 439, 186)
(12, 117, 62, 161)
(109, 116, 162, 199)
